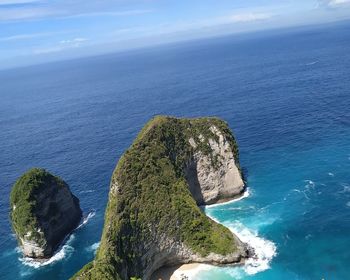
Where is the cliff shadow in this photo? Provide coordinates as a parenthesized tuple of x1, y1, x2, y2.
(184, 159, 205, 206)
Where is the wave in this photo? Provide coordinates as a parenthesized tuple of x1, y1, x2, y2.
(304, 61, 318, 66)
(18, 210, 96, 269)
(328, 172, 334, 177)
(206, 204, 277, 275)
(86, 242, 100, 254)
(290, 188, 310, 201)
(79, 190, 96, 194)
(339, 183, 350, 193)
(304, 180, 315, 189)
(205, 188, 250, 209)
(19, 234, 75, 268)
(227, 221, 276, 275)
(76, 209, 96, 229)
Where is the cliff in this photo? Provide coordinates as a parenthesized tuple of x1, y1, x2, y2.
(10, 168, 82, 258)
(72, 116, 248, 280)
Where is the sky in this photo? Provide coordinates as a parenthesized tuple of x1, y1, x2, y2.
(1, 0, 350, 68)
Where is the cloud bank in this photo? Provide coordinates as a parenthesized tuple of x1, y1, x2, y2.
(319, 0, 350, 7)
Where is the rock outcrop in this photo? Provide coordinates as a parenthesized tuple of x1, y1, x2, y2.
(72, 116, 248, 280)
(10, 168, 82, 259)
(185, 125, 244, 205)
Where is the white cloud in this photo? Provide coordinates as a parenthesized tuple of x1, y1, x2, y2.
(0, 32, 50, 41)
(33, 37, 89, 54)
(59, 37, 88, 45)
(227, 13, 272, 23)
(319, 0, 350, 7)
(0, 7, 59, 21)
(0, 30, 77, 42)
(170, 12, 273, 31)
(106, 11, 274, 43)
(60, 9, 153, 19)
(0, 6, 152, 22)
(0, 0, 41, 5)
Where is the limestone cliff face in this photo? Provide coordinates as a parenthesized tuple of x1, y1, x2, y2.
(10, 168, 82, 258)
(186, 125, 244, 205)
(72, 116, 248, 280)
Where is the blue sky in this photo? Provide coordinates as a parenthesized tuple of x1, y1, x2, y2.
(1, 0, 350, 68)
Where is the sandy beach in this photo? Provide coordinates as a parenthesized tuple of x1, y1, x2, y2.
(151, 263, 203, 280)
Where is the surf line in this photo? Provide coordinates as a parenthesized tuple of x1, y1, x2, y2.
(205, 189, 277, 275)
(19, 209, 96, 268)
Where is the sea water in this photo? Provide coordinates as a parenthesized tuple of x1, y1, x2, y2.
(0, 21, 349, 279)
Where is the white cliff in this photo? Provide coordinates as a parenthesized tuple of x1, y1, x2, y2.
(186, 125, 245, 205)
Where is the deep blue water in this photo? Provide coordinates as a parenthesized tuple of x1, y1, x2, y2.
(1, 22, 350, 280)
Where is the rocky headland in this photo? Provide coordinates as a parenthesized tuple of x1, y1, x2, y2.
(72, 116, 249, 280)
(10, 168, 82, 259)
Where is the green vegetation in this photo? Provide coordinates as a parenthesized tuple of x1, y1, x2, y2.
(10, 168, 68, 243)
(72, 116, 242, 280)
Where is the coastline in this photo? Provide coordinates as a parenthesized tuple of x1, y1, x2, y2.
(204, 188, 250, 209)
(152, 187, 276, 279)
(152, 189, 251, 280)
(151, 263, 206, 280)
(19, 210, 96, 268)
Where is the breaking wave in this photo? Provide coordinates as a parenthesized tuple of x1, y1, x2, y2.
(18, 210, 96, 269)
(86, 242, 100, 255)
(227, 221, 277, 275)
(79, 190, 95, 194)
(19, 234, 75, 268)
(76, 209, 96, 229)
(205, 188, 250, 209)
(204, 189, 277, 276)
(304, 61, 318, 66)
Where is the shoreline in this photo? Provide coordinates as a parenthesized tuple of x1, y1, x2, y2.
(204, 188, 250, 209)
(19, 210, 96, 268)
(151, 263, 206, 280)
(151, 189, 251, 280)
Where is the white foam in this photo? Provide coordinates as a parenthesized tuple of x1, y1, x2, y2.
(205, 189, 250, 209)
(328, 172, 334, 177)
(86, 242, 100, 255)
(304, 180, 315, 189)
(291, 188, 310, 201)
(305, 61, 318, 66)
(340, 183, 350, 193)
(19, 234, 75, 268)
(305, 234, 312, 240)
(212, 220, 277, 275)
(76, 209, 96, 229)
(79, 190, 95, 194)
(18, 210, 96, 269)
(171, 187, 276, 278)
(204, 189, 277, 276)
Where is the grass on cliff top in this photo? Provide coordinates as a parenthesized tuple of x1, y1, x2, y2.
(72, 116, 241, 280)
(10, 168, 67, 241)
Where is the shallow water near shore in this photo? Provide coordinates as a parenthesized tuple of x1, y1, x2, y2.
(1, 22, 350, 279)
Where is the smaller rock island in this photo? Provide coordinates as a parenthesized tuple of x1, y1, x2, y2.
(10, 168, 82, 259)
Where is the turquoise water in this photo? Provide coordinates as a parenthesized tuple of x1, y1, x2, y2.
(0, 22, 350, 279)
(197, 133, 350, 279)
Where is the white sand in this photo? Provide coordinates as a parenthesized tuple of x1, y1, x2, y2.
(151, 263, 211, 280)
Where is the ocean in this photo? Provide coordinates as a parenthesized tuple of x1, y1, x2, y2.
(0, 21, 350, 280)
